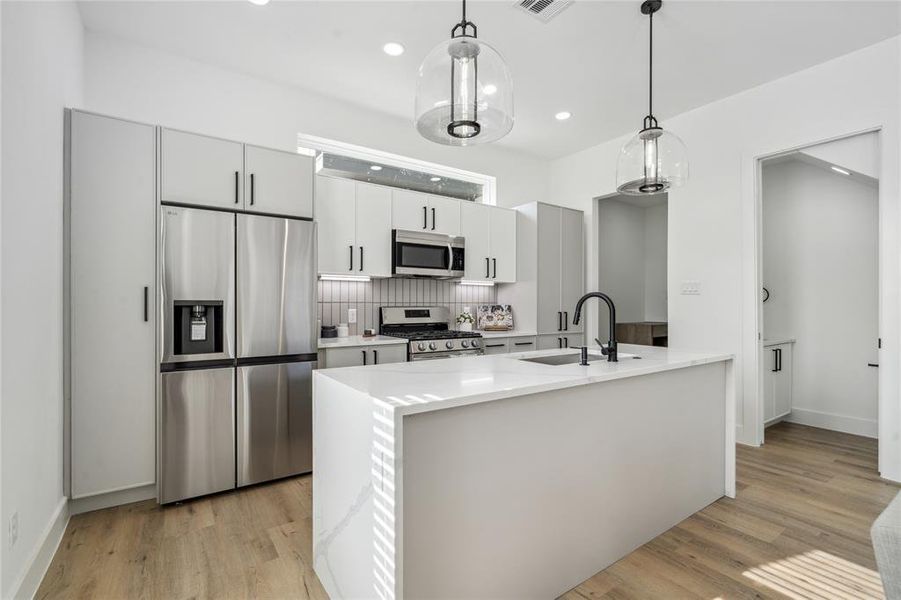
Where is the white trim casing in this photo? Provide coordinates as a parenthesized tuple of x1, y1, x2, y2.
(296, 133, 498, 205)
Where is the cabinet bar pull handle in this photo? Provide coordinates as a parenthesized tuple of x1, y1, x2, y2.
(143, 286, 149, 322)
(558, 311, 562, 331)
(362, 350, 367, 366)
(431, 207, 436, 230)
(563, 311, 568, 330)
(373, 350, 378, 364)
(868, 363, 880, 368)
(485, 257, 490, 278)
(514, 342, 533, 346)
(492, 258, 497, 279)
(360, 246, 364, 272)
(558, 337, 563, 348)
(250, 173, 255, 205)
(778, 348, 782, 372)
(485, 343, 505, 348)
(423, 206, 428, 229)
(234, 171, 239, 204)
(349, 245, 354, 271)
(772, 349, 778, 372)
(564, 337, 569, 348)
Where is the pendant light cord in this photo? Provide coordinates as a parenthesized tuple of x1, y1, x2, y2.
(648, 8, 653, 118)
(452, 0, 477, 38)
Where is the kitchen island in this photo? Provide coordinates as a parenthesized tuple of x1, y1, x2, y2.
(313, 345, 735, 599)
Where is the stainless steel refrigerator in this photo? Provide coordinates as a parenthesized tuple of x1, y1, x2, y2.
(159, 206, 316, 504)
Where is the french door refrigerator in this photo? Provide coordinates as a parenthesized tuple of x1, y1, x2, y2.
(160, 206, 316, 504)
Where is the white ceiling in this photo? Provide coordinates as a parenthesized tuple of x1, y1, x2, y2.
(77, 0, 901, 160)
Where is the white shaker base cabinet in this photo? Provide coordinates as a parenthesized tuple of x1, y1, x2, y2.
(763, 341, 794, 424)
(161, 128, 244, 210)
(319, 344, 406, 368)
(244, 144, 313, 218)
(67, 110, 156, 498)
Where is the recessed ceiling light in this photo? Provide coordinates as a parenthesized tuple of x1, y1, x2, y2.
(430, 176, 442, 182)
(248, 0, 270, 5)
(555, 111, 572, 121)
(383, 42, 405, 57)
(369, 165, 383, 171)
(831, 165, 851, 176)
(483, 84, 497, 96)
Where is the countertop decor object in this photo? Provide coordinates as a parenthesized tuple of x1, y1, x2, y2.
(414, 0, 513, 146)
(616, 0, 689, 195)
(456, 309, 475, 332)
(321, 325, 337, 339)
(336, 323, 349, 338)
(362, 328, 377, 338)
(477, 304, 514, 331)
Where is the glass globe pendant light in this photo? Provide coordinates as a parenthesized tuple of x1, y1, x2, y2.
(616, 0, 688, 194)
(414, 0, 514, 146)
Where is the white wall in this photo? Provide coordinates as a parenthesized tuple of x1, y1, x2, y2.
(82, 32, 548, 210)
(548, 37, 900, 479)
(596, 198, 667, 336)
(1, 2, 83, 597)
(763, 159, 878, 436)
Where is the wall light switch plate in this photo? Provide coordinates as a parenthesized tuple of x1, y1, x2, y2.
(347, 308, 357, 324)
(681, 280, 701, 295)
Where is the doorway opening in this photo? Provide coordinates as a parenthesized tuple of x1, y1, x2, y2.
(596, 192, 668, 348)
(759, 132, 879, 444)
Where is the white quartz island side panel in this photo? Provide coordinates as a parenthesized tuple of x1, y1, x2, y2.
(312, 346, 735, 599)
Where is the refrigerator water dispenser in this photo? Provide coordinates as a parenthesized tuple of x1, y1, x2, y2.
(173, 300, 223, 355)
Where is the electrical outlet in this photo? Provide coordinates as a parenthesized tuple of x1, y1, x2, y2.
(680, 280, 701, 295)
(347, 308, 357, 324)
(9, 512, 18, 548)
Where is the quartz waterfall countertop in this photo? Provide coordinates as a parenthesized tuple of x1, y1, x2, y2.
(314, 344, 733, 415)
(317, 335, 406, 349)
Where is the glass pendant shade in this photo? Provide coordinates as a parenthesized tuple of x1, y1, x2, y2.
(415, 35, 513, 146)
(616, 126, 688, 194)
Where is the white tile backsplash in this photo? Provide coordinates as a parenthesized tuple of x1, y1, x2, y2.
(318, 279, 497, 335)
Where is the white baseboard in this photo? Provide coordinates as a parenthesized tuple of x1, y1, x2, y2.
(69, 483, 156, 516)
(786, 407, 878, 438)
(8, 498, 69, 600)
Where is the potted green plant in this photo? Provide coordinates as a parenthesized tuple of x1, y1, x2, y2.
(456, 310, 474, 332)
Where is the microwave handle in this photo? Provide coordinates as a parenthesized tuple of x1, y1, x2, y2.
(447, 244, 454, 271)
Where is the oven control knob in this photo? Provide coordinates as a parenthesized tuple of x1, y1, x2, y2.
(429, 342, 438, 351)
(445, 341, 454, 349)
(461, 340, 470, 348)
(471, 339, 480, 348)
(417, 342, 427, 351)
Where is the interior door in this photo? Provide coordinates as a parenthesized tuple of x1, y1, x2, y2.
(161, 128, 244, 209)
(355, 182, 393, 278)
(69, 111, 156, 498)
(560, 207, 584, 332)
(245, 145, 313, 218)
(315, 176, 356, 274)
(537, 204, 562, 334)
(237, 361, 314, 486)
(428, 194, 461, 236)
(460, 202, 491, 280)
(392, 189, 430, 232)
(160, 367, 235, 503)
(237, 214, 316, 358)
(490, 206, 517, 282)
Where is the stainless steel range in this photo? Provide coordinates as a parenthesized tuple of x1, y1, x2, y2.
(380, 306, 483, 361)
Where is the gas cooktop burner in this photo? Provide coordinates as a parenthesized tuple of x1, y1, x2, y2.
(379, 306, 484, 360)
(382, 329, 481, 341)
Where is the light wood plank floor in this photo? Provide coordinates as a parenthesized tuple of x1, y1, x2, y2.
(38, 423, 900, 599)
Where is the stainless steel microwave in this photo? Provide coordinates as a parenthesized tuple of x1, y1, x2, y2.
(392, 230, 465, 279)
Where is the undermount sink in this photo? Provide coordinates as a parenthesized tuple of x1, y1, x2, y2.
(519, 353, 637, 366)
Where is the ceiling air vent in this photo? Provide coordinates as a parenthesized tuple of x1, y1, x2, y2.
(513, 0, 573, 23)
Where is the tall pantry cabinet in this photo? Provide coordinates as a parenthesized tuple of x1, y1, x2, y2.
(67, 110, 157, 500)
(498, 202, 585, 346)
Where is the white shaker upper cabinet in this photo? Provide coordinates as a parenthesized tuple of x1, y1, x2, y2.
(68, 110, 157, 499)
(392, 189, 461, 236)
(244, 145, 313, 218)
(460, 202, 491, 280)
(161, 128, 244, 209)
(427, 194, 461, 236)
(392, 189, 430, 232)
(490, 206, 517, 283)
(354, 182, 393, 278)
(315, 176, 356, 274)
